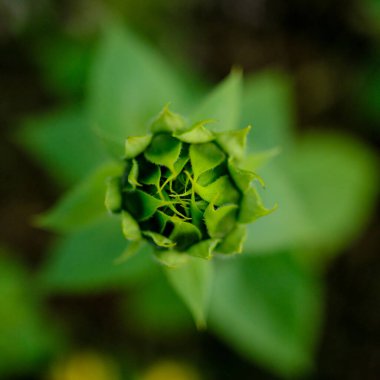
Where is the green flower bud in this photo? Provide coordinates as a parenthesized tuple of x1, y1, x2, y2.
(105, 106, 274, 261)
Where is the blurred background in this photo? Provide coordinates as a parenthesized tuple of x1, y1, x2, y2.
(0, 0, 380, 379)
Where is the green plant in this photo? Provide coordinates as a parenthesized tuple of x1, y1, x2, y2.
(104, 105, 274, 265)
(18, 22, 379, 377)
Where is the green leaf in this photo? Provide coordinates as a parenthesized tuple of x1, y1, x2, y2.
(143, 231, 176, 248)
(210, 253, 323, 376)
(87, 22, 192, 155)
(150, 105, 187, 133)
(166, 258, 214, 328)
(174, 120, 215, 143)
(125, 135, 152, 159)
(38, 163, 123, 232)
(195, 176, 240, 206)
(17, 108, 107, 185)
(191, 70, 242, 133)
(121, 211, 141, 240)
(238, 187, 276, 223)
(139, 159, 161, 187)
(39, 216, 155, 292)
(144, 134, 182, 172)
(125, 269, 193, 337)
(216, 224, 247, 254)
(170, 221, 202, 251)
(228, 158, 256, 192)
(105, 176, 123, 213)
(287, 132, 379, 253)
(216, 125, 251, 160)
(247, 132, 379, 257)
(153, 250, 189, 268)
(125, 190, 165, 221)
(187, 239, 219, 259)
(189, 142, 226, 179)
(127, 159, 142, 189)
(204, 203, 238, 238)
(241, 71, 296, 152)
(0, 249, 60, 376)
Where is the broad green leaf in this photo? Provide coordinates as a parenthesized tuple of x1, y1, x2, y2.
(241, 71, 296, 152)
(17, 108, 107, 185)
(287, 132, 379, 253)
(87, 22, 192, 155)
(204, 203, 238, 238)
(144, 134, 182, 172)
(125, 135, 152, 159)
(216, 224, 247, 254)
(191, 70, 242, 132)
(0, 250, 60, 376)
(210, 253, 323, 376)
(189, 142, 226, 179)
(38, 162, 123, 232)
(166, 258, 214, 328)
(34, 35, 93, 97)
(39, 216, 155, 292)
(247, 132, 379, 257)
(125, 269, 194, 337)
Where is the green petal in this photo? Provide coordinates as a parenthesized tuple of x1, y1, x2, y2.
(125, 134, 152, 159)
(143, 231, 176, 248)
(174, 120, 215, 143)
(216, 125, 251, 160)
(216, 224, 247, 254)
(125, 190, 165, 221)
(204, 203, 238, 238)
(195, 176, 240, 206)
(197, 163, 226, 187)
(189, 142, 226, 179)
(228, 158, 256, 192)
(144, 133, 182, 172)
(170, 220, 202, 251)
(150, 105, 187, 133)
(190, 199, 204, 230)
(127, 159, 142, 189)
(187, 239, 219, 260)
(121, 211, 141, 240)
(105, 176, 122, 213)
(153, 250, 188, 268)
(238, 187, 277, 223)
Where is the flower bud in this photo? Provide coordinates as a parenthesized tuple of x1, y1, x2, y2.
(105, 106, 274, 260)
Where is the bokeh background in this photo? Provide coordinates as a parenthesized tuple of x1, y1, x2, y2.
(1, 1, 380, 379)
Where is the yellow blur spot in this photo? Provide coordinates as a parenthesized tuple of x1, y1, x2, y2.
(141, 360, 201, 380)
(48, 352, 120, 380)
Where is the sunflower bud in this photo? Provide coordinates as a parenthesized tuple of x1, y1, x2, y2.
(105, 106, 273, 261)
